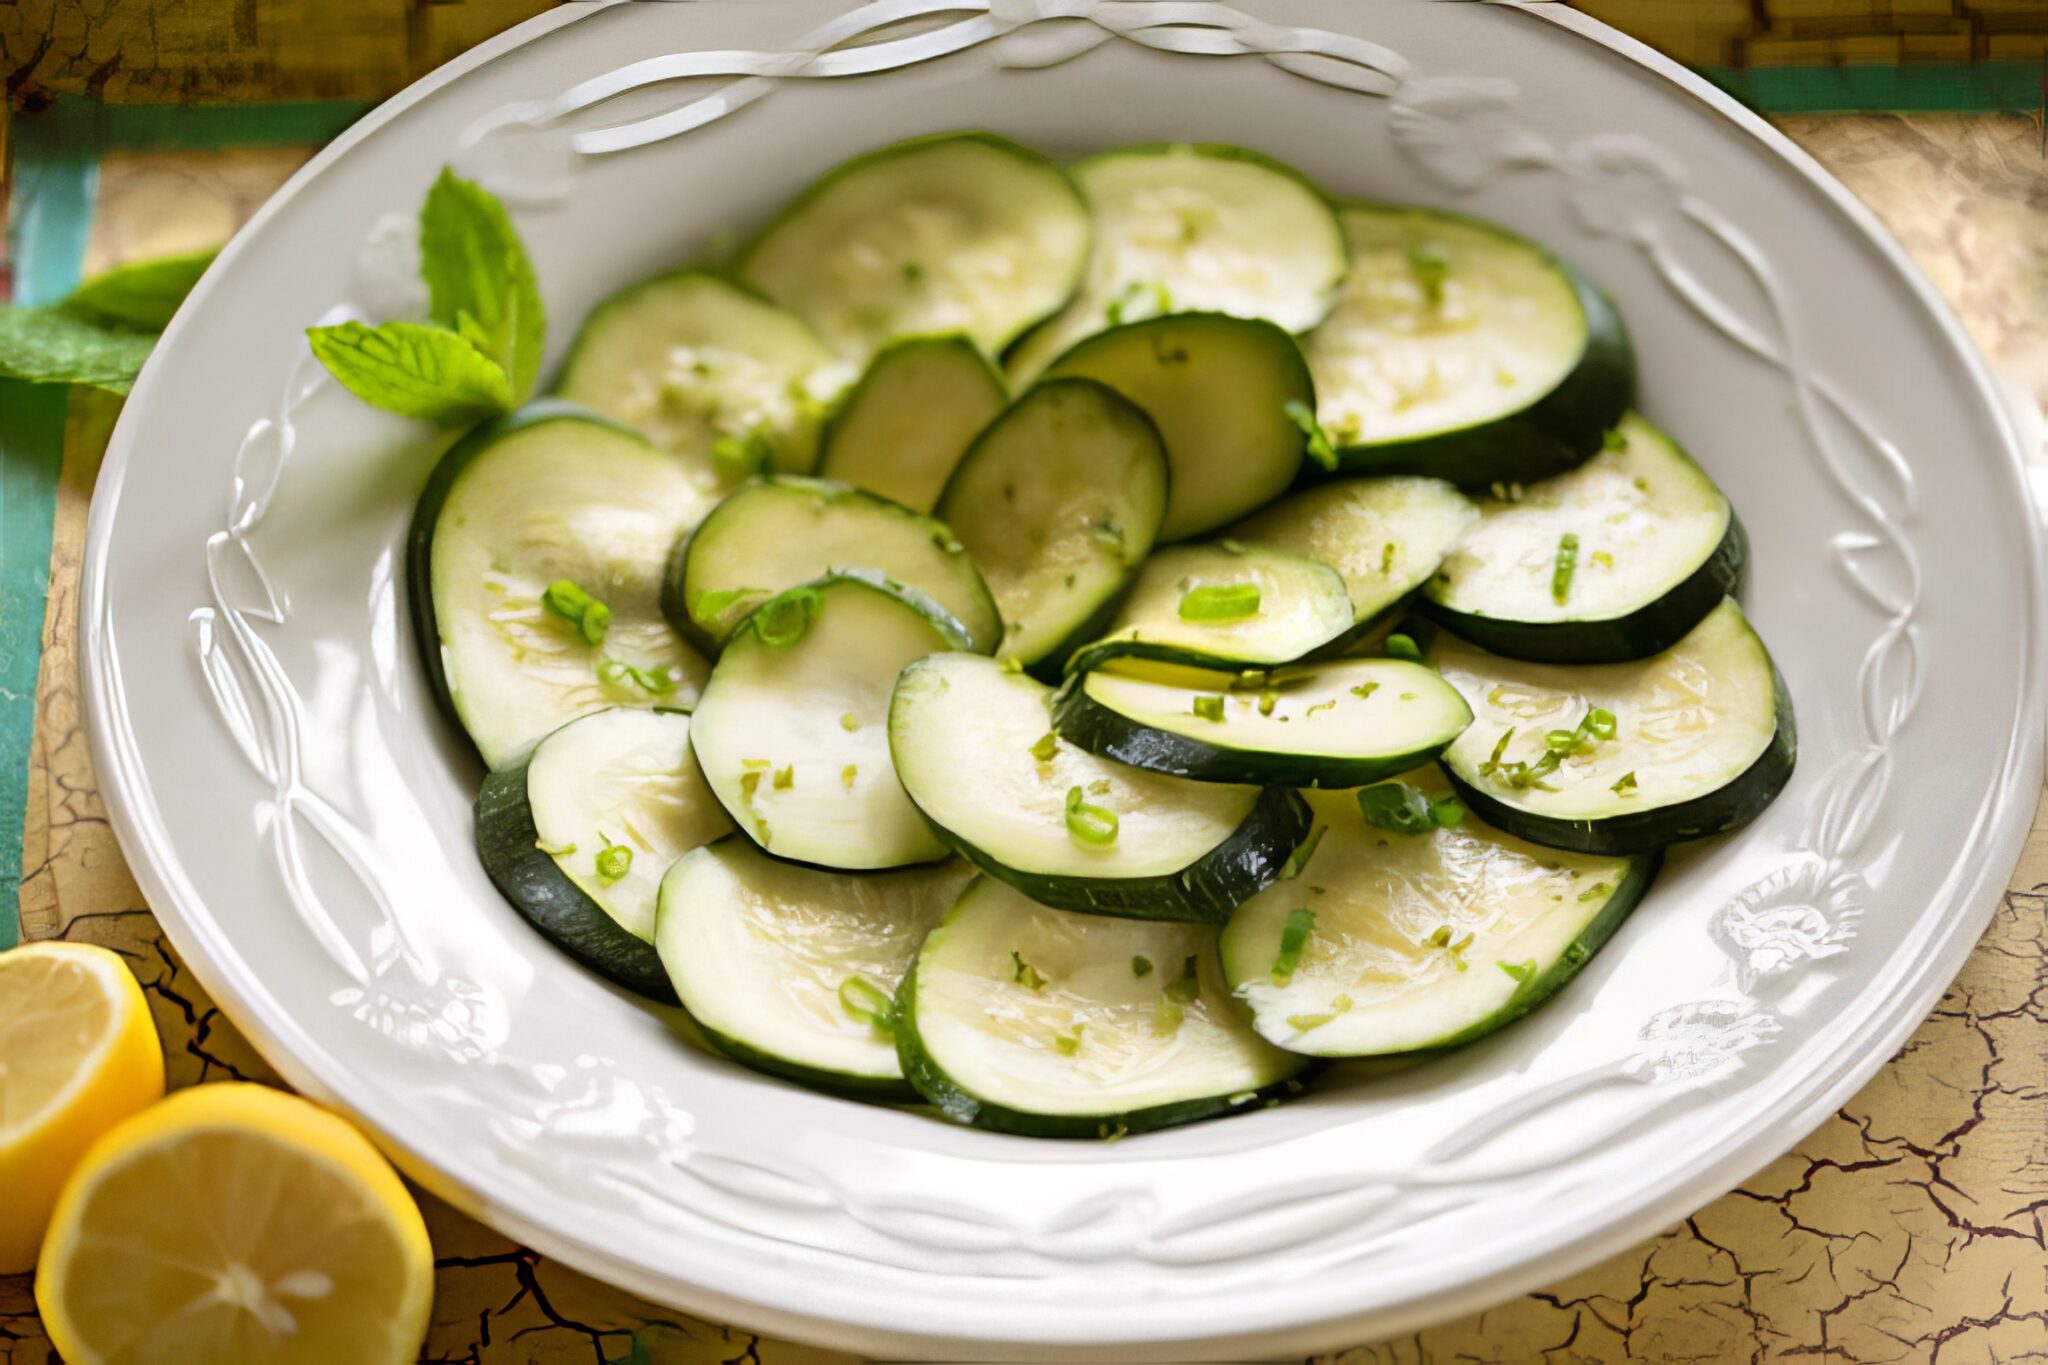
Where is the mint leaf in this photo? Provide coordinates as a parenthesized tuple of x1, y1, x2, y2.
(418, 168, 544, 400)
(0, 306, 157, 393)
(305, 320, 512, 422)
(66, 249, 217, 330)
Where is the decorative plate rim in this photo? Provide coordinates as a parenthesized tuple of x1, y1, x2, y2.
(77, 1, 2045, 1358)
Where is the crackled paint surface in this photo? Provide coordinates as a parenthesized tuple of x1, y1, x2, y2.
(4, 118, 2046, 1363)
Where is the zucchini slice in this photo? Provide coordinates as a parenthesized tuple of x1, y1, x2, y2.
(1053, 657, 1471, 788)
(815, 334, 1007, 513)
(690, 575, 969, 870)
(410, 402, 713, 770)
(897, 876, 1312, 1137)
(935, 378, 1168, 672)
(1220, 780, 1658, 1056)
(1226, 477, 1477, 629)
(1007, 143, 1347, 380)
(1041, 314, 1314, 541)
(1422, 413, 1745, 662)
(475, 708, 734, 1001)
(556, 269, 850, 484)
(1305, 204, 1633, 489)
(665, 476, 1001, 653)
(654, 838, 974, 1100)
(889, 653, 1310, 922)
(738, 132, 1091, 362)
(1434, 598, 1795, 853)
(1066, 542, 1353, 675)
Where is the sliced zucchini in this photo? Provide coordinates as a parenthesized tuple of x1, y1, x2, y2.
(1041, 314, 1314, 541)
(897, 876, 1312, 1137)
(815, 334, 1007, 514)
(1053, 657, 1470, 787)
(690, 575, 968, 870)
(1220, 780, 1658, 1056)
(1305, 204, 1633, 489)
(1008, 143, 1347, 380)
(665, 476, 1001, 653)
(935, 379, 1168, 672)
(410, 402, 713, 770)
(1434, 598, 1795, 853)
(1226, 477, 1477, 628)
(1422, 413, 1745, 662)
(556, 269, 851, 486)
(889, 652, 1310, 922)
(738, 132, 1091, 362)
(1065, 542, 1353, 675)
(654, 838, 974, 1100)
(475, 708, 734, 1001)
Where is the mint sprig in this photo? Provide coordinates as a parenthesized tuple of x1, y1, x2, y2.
(0, 249, 219, 394)
(306, 168, 544, 425)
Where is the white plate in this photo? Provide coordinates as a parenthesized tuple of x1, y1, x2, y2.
(80, 1, 2043, 1358)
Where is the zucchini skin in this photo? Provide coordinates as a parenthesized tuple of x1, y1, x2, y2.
(1326, 263, 1635, 490)
(474, 757, 678, 1004)
(1051, 682, 1460, 789)
(1441, 664, 1796, 855)
(1421, 510, 1749, 664)
(408, 399, 652, 766)
(919, 786, 1313, 924)
(893, 962, 1315, 1138)
(1416, 850, 1662, 1052)
(692, 1022, 917, 1105)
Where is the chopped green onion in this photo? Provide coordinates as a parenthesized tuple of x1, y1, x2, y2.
(1497, 958, 1538, 985)
(1029, 731, 1059, 762)
(1286, 994, 1353, 1034)
(1591, 550, 1615, 569)
(1178, 582, 1262, 622)
(1551, 532, 1580, 605)
(839, 712, 861, 733)
(1357, 781, 1438, 835)
(1430, 796, 1466, 828)
(1271, 908, 1316, 985)
(838, 975, 895, 1035)
(534, 838, 577, 857)
(1192, 694, 1226, 722)
(1385, 633, 1421, 662)
(1052, 1025, 1085, 1056)
(594, 836, 632, 884)
(1406, 240, 1451, 308)
(1282, 399, 1339, 472)
(1350, 681, 1380, 700)
(596, 658, 677, 695)
(542, 578, 611, 646)
(1282, 825, 1326, 879)
(1379, 541, 1397, 575)
(1584, 707, 1617, 741)
(1304, 699, 1337, 718)
(840, 763, 858, 790)
(751, 586, 822, 648)
(1011, 951, 1046, 991)
(1611, 771, 1639, 796)
(1577, 881, 1612, 903)
(1063, 786, 1119, 846)
(1131, 956, 1154, 978)
(772, 764, 794, 790)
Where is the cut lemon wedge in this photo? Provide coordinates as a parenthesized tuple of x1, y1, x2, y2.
(0, 940, 164, 1273)
(35, 1083, 434, 1365)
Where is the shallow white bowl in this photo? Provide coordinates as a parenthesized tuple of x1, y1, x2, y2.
(81, 1, 2042, 1358)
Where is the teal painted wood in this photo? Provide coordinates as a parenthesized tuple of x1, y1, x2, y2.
(1703, 61, 2043, 114)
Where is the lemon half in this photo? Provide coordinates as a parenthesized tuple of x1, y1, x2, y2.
(0, 940, 165, 1273)
(35, 1083, 434, 1365)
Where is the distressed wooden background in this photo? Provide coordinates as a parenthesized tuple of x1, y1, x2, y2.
(3, 3, 2046, 1362)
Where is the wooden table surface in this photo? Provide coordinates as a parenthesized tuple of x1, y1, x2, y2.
(2, 114, 2045, 1365)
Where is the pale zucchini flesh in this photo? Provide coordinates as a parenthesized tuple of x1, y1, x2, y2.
(1042, 314, 1315, 541)
(690, 576, 965, 869)
(668, 476, 1001, 652)
(898, 876, 1311, 1136)
(1008, 143, 1347, 380)
(416, 406, 713, 770)
(655, 838, 974, 1098)
(556, 270, 851, 488)
(1226, 477, 1477, 625)
(937, 378, 1168, 670)
(739, 132, 1091, 362)
(1221, 781, 1656, 1055)
(816, 335, 1007, 513)
(1068, 542, 1353, 674)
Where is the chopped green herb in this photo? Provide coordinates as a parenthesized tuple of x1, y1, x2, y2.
(1591, 550, 1615, 569)
(1063, 786, 1119, 846)
(1271, 908, 1316, 985)
(839, 711, 861, 733)
(534, 838, 577, 858)
(1633, 475, 1650, 493)
(1406, 240, 1451, 308)
(1486, 708, 1615, 791)
(542, 579, 611, 645)
(594, 836, 632, 884)
(1577, 881, 1612, 903)
(1584, 707, 1618, 741)
(1357, 781, 1437, 835)
(1282, 399, 1340, 472)
(1178, 582, 1262, 622)
(1379, 541, 1398, 575)
(1551, 532, 1580, 605)
(1430, 796, 1466, 828)
(1029, 731, 1060, 762)
(1350, 681, 1381, 700)
(1611, 771, 1639, 796)
(1304, 699, 1337, 718)
(596, 658, 677, 695)
(1282, 825, 1326, 879)
(691, 586, 763, 622)
(1131, 956, 1154, 978)
(1011, 951, 1047, 991)
(1286, 994, 1353, 1033)
(1385, 633, 1421, 662)
(1192, 694, 1226, 722)
(772, 764, 794, 791)
(840, 763, 858, 790)
(1052, 1024, 1085, 1056)
(1603, 427, 1628, 451)
(1257, 690, 1279, 717)
(838, 975, 894, 1035)
(751, 586, 822, 648)
(1497, 958, 1538, 985)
